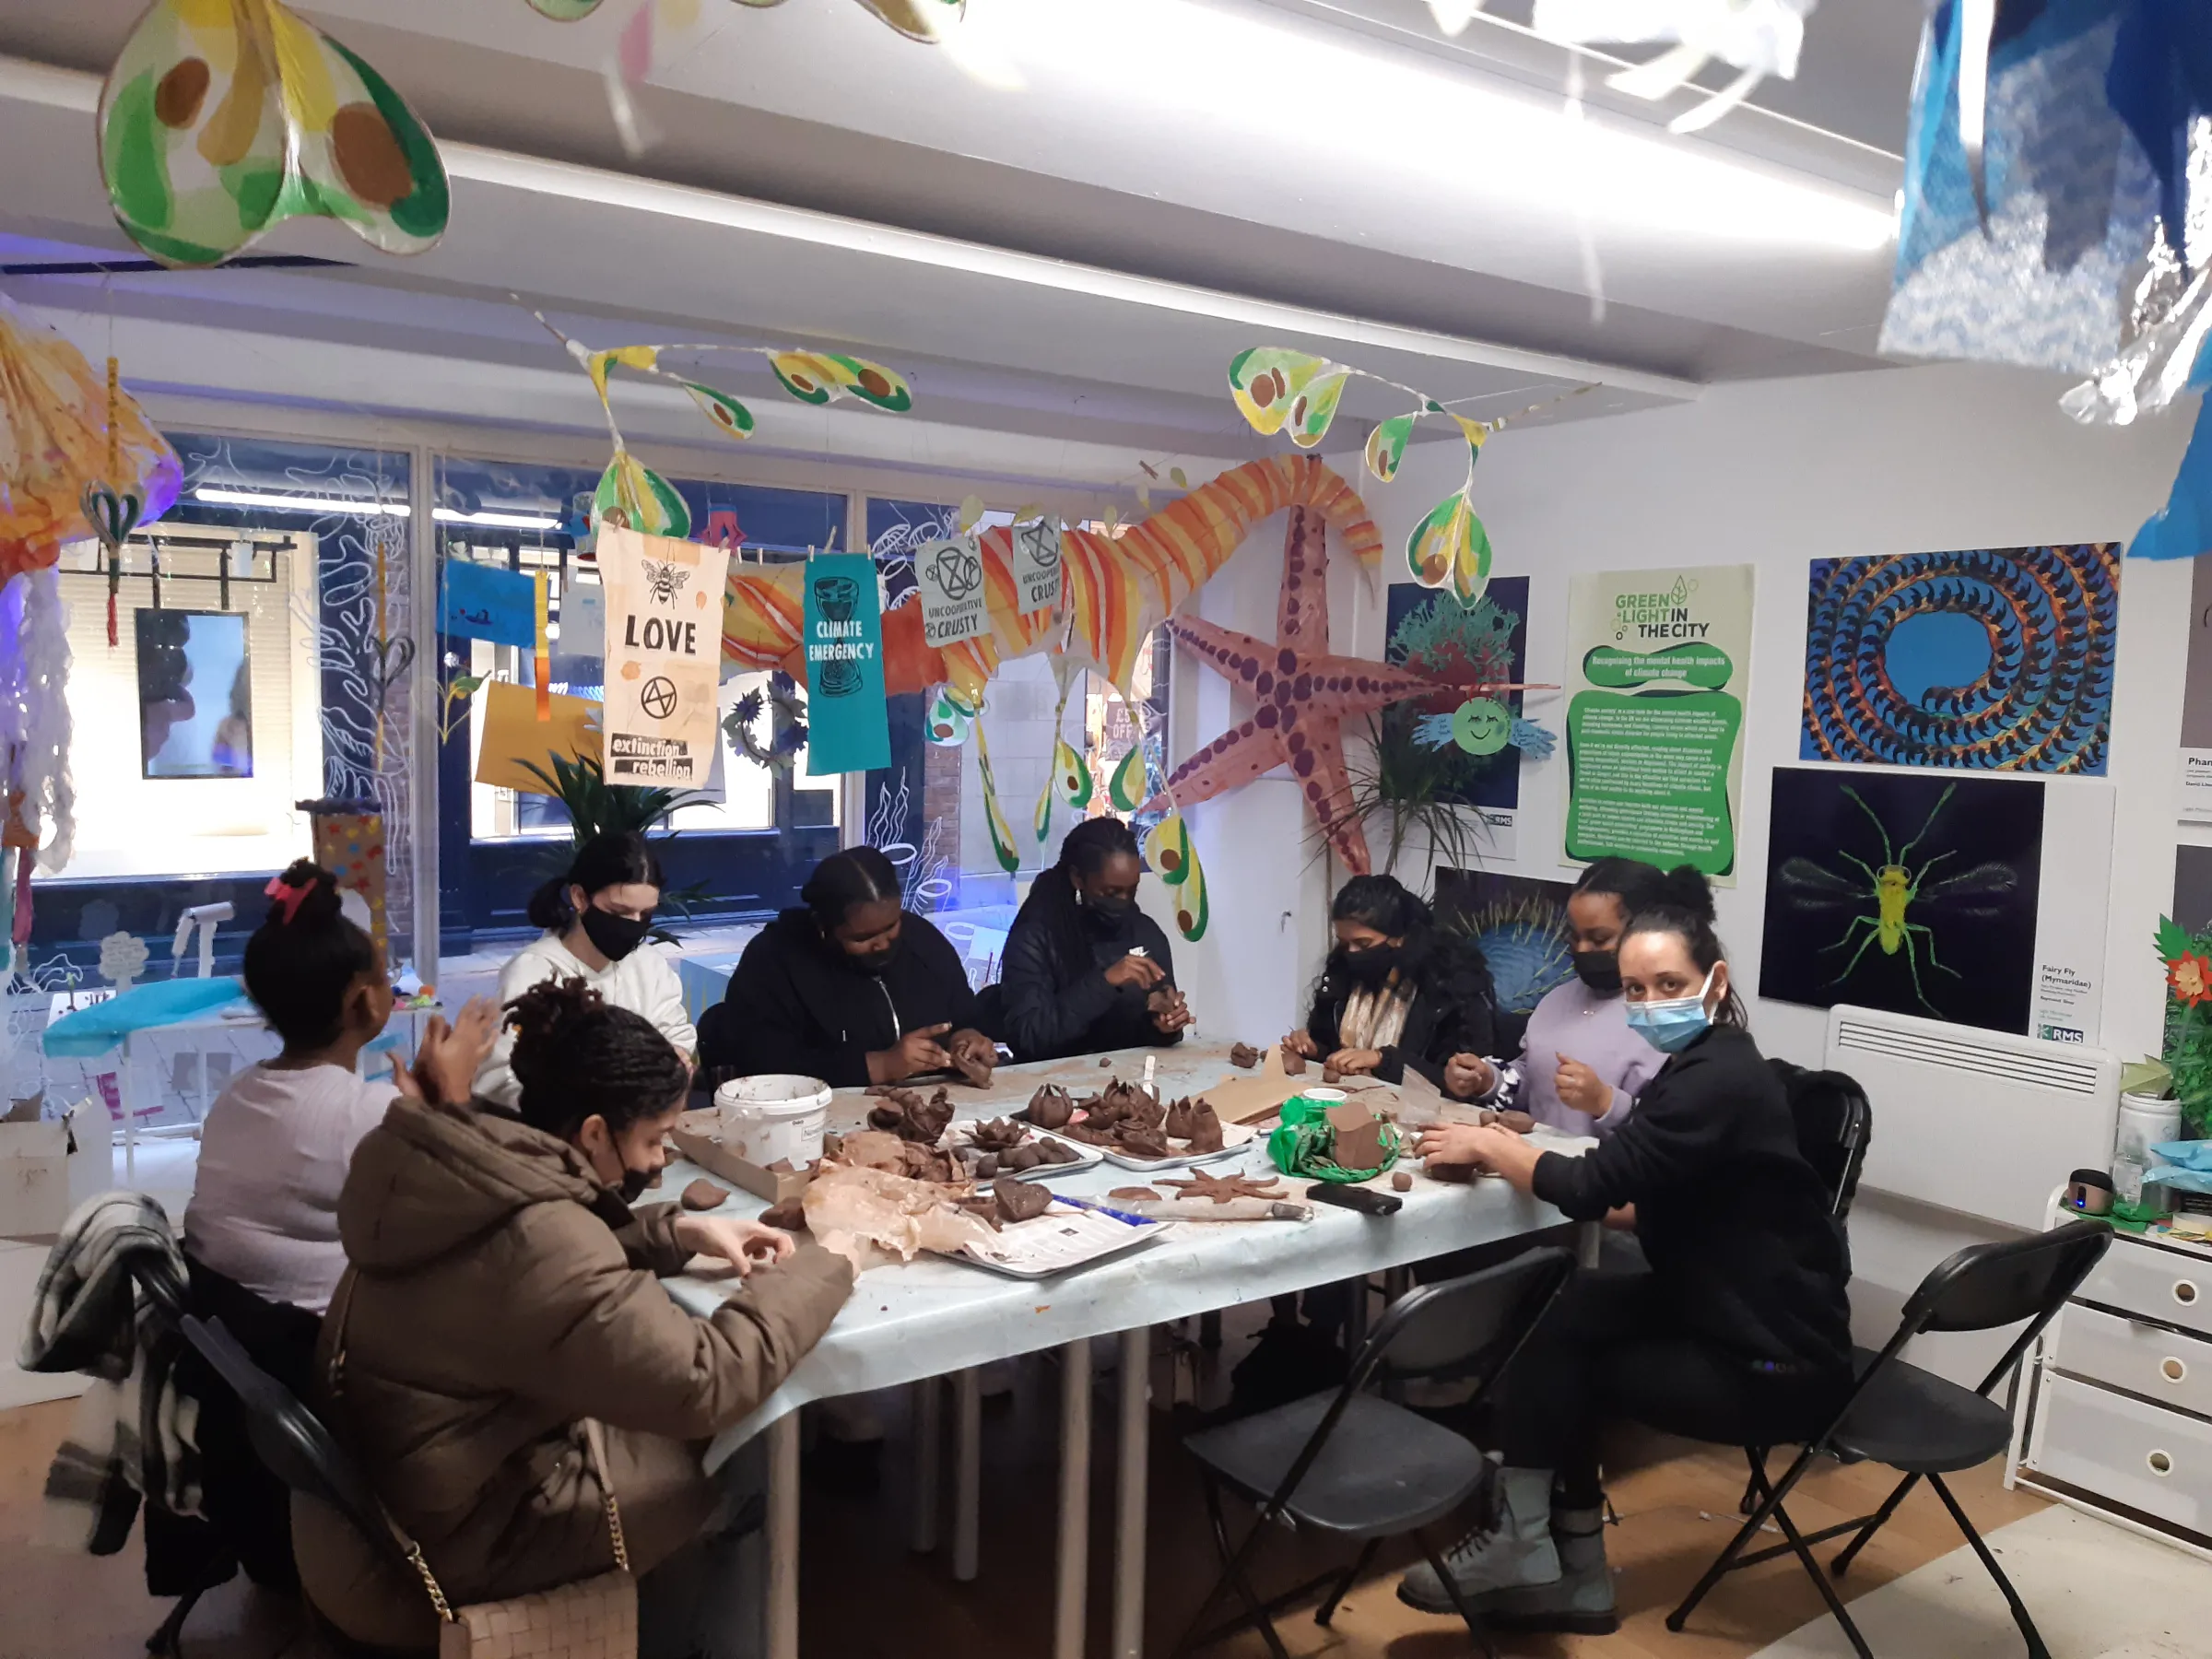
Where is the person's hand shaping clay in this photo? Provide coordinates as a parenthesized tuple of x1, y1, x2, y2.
(1442, 1053, 1495, 1100)
(1553, 1054, 1612, 1117)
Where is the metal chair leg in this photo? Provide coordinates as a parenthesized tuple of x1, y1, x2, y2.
(1929, 1474, 2052, 1659)
(1314, 1537, 1381, 1628)
(1739, 1446, 1770, 1514)
(1832, 1470, 1923, 1575)
(1413, 1525, 1497, 1659)
(145, 1577, 212, 1657)
(1771, 1500, 1873, 1659)
(1667, 1442, 1820, 1631)
(1171, 1480, 1290, 1659)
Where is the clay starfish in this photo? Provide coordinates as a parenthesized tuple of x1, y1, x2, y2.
(1159, 1168, 1288, 1205)
(1146, 505, 1505, 874)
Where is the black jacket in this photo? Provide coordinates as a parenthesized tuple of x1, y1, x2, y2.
(1305, 935, 1500, 1096)
(1531, 1025, 1853, 1376)
(999, 906, 1182, 1062)
(700, 910, 983, 1088)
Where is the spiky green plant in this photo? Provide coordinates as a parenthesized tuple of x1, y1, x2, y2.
(514, 751, 711, 917)
(1335, 714, 1500, 881)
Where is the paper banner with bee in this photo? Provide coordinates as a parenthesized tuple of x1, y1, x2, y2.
(598, 524, 731, 786)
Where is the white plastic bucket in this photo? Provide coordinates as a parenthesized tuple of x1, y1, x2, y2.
(713, 1074, 830, 1168)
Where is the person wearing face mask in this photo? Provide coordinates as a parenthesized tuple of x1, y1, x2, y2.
(473, 830, 696, 1109)
(1508, 857, 1673, 1136)
(1398, 868, 1852, 1635)
(296, 977, 857, 1658)
(1287, 874, 1504, 1098)
(700, 845, 995, 1088)
(1000, 816, 1190, 1062)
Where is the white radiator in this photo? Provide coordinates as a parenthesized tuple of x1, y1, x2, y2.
(1822, 1005, 2117, 1231)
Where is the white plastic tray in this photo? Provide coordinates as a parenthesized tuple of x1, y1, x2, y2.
(1096, 1119, 1259, 1172)
(943, 1122, 1104, 1182)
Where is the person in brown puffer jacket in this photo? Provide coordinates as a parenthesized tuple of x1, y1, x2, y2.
(295, 977, 855, 1653)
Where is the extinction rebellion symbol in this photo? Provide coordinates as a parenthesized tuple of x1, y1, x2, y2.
(640, 677, 678, 719)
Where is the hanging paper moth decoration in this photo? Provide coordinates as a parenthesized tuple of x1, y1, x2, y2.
(0, 294, 180, 586)
(524, 0, 964, 44)
(97, 0, 450, 268)
(535, 313, 912, 536)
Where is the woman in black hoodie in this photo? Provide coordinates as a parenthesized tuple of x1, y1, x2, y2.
(700, 848, 994, 1088)
(1288, 874, 1505, 1100)
(1394, 872, 1853, 1633)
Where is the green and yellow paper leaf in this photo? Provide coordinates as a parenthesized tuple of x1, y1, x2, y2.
(594, 448, 691, 537)
(1364, 414, 1415, 484)
(98, 0, 452, 268)
(1052, 737, 1093, 809)
(1227, 348, 1351, 447)
(585, 345, 659, 400)
(1453, 413, 1493, 453)
(1143, 810, 1194, 886)
(1032, 771, 1056, 846)
(1171, 842, 1208, 941)
(1406, 488, 1491, 606)
(925, 688, 972, 746)
(526, 0, 606, 18)
(768, 350, 913, 413)
(976, 725, 1021, 874)
(857, 0, 965, 41)
(1105, 743, 1147, 812)
(678, 380, 755, 441)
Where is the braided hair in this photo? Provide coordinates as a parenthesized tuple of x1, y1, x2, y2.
(505, 976, 691, 1138)
(1619, 865, 1749, 1028)
(801, 846, 902, 933)
(242, 859, 377, 1048)
(1016, 817, 1143, 981)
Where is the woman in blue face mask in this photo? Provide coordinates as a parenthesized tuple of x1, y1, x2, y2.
(1397, 869, 1853, 1634)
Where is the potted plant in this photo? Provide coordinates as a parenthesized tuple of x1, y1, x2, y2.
(2151, 917, 2212, 1136)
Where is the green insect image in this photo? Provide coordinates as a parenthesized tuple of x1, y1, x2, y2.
(1761, 769, 2040, 1033)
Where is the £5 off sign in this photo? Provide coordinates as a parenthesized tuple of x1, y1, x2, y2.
(598, 525, 731, 786)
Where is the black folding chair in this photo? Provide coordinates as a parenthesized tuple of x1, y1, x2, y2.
(1171, 1247, 1575, 1658)
(1741, 1063, 1875, 1512)
(1668, 1220, 2112, 1659)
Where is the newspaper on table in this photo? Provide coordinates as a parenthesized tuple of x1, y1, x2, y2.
(945, 1200, 1171, 1279)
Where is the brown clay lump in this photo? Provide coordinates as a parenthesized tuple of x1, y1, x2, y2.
(679, 1179, 729, 1211)
(1027, 1085, 1076, 1129)
(994, 1177, 1054, 1224)
(1390, 1171, 1413, 1193)
(1109, 1187, 1161, 1203)
(1281, 1045, 1307, 1077)
(1230, 1041, 1262, 1069)
(760, 1197, 808, 1230)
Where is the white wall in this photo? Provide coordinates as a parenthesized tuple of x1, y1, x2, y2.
(1338, 362, 2195, 1379)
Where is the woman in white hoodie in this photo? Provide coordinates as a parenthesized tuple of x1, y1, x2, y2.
(473, 830, 696, 1107)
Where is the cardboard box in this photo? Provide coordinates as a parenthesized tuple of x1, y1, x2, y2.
(670, 1110, 813, 1204)
(0, 1098, 115, 1243)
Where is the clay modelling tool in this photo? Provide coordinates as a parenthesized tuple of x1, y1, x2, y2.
(1111, 1197, 1313, 1223)
(1306, 1182, 1402, 1217)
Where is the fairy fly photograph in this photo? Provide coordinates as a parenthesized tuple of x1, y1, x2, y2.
(1759, 766, 2042, 1035)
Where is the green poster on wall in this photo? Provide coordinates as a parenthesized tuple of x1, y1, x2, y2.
(1561, 566, 1756, 884)
(803, 554, 890, 775)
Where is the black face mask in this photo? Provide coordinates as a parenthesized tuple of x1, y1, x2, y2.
(1571, 949, 1622, 994)
(850, 937, 901, 977)
(581, 905, 652, 963)
(615, 1163, 655, 1204)
(1083, 893, 1136, 931)
(1341, 945, 1399, 986)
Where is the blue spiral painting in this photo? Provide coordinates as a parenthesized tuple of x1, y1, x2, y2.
(1800, 544, 2118, 776)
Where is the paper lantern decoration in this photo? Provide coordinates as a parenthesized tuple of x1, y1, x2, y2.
(98, 0, 449, 268)
(0, 295, 180, 585)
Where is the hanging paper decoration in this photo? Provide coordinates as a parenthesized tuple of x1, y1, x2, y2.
(1530, 1, 1817, 133)
(98, 0, 450, 268)
(973, 717, 1020, 875)
(1412, 701, 1559, 762)
(0, 565, 77, 879)
(719, 454, 1382, 700)
(1225, 348, 1589, 610)
(1142, 810, 1194, 885)
(537, 313, 911, 535)
(525, 0, 963, 44)
(925, 685, 976, 746)
(0, 295, 179, 587)
(1149, 507, 1549, 875)
(1052, 736, 1093, 810)
(1105, 740, 1147, 813)
(726, 671, 809, 770)
(1171, 842, 1209, 943)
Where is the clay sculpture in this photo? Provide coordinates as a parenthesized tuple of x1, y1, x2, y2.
(1027, 1085, 1076, 1129)
(1281, 1045, 1307, 1077)
(679, 1179, 729, 1211)
(1113, 1124, 1170, 1159)
(1160, 1169, 1286, 1204)
(1162, 1096, 1226, 1153)
(994, 1177, 1054, 1224)
(968, 1118, 1029, 1153)
(1230, 1041, 1262, 1069)
(952, 1041, 994, 1088)
(868, 1088, 956, 1145)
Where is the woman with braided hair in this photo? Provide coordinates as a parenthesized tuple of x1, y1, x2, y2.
(999, 815, 1193, 1061)
(297, 977, 854, 1655)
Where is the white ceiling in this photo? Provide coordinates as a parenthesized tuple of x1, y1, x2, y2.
(0, 0, 1924, 489)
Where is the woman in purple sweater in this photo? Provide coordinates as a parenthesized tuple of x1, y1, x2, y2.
(1513, 858, 1675, 1136)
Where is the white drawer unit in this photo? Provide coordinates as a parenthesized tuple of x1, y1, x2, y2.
(2011, 1216, 2212, 1561)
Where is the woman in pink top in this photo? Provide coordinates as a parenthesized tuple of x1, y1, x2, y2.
(1513, 859, 1675, 1137)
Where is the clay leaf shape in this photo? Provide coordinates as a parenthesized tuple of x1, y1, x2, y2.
(769, 351, 914, 413)
(1228, 348, 1353, 449)
(1105, 742, 1147, 812)
(594, 448, 692, 536)
(1143, 811, 1194, 887)
(100, 0, 450, 268)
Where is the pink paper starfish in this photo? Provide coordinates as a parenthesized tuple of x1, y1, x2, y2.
(1147, 506, 1511, 874)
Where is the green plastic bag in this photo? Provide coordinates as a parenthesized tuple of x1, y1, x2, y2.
(1266, 1093, 1402, 1183)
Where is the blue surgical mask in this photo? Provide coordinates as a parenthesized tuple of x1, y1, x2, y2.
(1626, 969, 1717, 1053)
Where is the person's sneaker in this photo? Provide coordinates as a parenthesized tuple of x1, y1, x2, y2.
(1397, 1466, 1560, 1613)
(1477, 1505, 1619, 1635)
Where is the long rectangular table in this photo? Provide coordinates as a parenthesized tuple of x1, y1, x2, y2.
(660, 1042, 1589, 1659)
